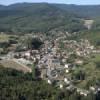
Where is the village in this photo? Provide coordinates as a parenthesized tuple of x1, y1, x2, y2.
(0, 32, 100, 97)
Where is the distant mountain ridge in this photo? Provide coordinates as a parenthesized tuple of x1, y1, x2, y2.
(54, 4, 100, 18)
(0, 3, 85, 33)
(0, 3, 100, 33)
(1, 3, 100, 18)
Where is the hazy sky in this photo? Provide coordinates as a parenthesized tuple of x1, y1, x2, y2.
(0, 0, 100, 5)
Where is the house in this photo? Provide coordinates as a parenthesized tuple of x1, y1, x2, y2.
(64, 78, 70, 84)
(65, 69, 69, 73)
(50, 69, 58, 78)
(17, 58, 32, 65)
(64, 64, 69, 68)
(60, 84, 63, 89)
(25, 51, 31, 57)
(75, 60, 83, 65)
(77, 88, 89, 97)
(90, 86, 95, 91)
(80, 91, 88, 97)
(35, 54, 41, 60)
(66, 85, 76, 91)
(62, 58, 66, 63)
(47, 79, 52, 84)
(47, 58, 61, 70)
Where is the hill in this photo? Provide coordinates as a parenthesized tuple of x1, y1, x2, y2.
(0, 3, 85, 33)
(55, 4, 100, 18)
(0, 3, 100, 33)
(0, 5, 5, 10)
(54, 4, 100, 46)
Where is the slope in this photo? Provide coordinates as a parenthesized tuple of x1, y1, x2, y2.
(55, 4, 100, 18)
(0, 3, 84, 33)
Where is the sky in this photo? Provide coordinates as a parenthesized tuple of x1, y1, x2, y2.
(0, 0, 100, 5)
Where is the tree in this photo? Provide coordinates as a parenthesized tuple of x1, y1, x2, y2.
(32, 63, 35, 79)
(73, 70, 85, 80)
(95, 61, 100, 68)
(21, 36, 43, 50)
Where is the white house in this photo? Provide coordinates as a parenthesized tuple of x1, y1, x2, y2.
(65, 64, 69, 68)
(47, 79, 52, 84)
(60, 84, 63, 89)
(65, 69, 69, 73)
(64, 78, 70, 84)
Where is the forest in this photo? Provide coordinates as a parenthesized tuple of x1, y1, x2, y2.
(0, 66, 99, 100)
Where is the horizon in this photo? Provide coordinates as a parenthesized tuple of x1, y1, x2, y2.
(1, 2, 100, 6)
(0, 0, 100, 6)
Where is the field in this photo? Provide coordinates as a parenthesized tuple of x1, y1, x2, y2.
(0, 34, 18, 42)
(0, 60, 32, 73)
(0, 34, 9, 42)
